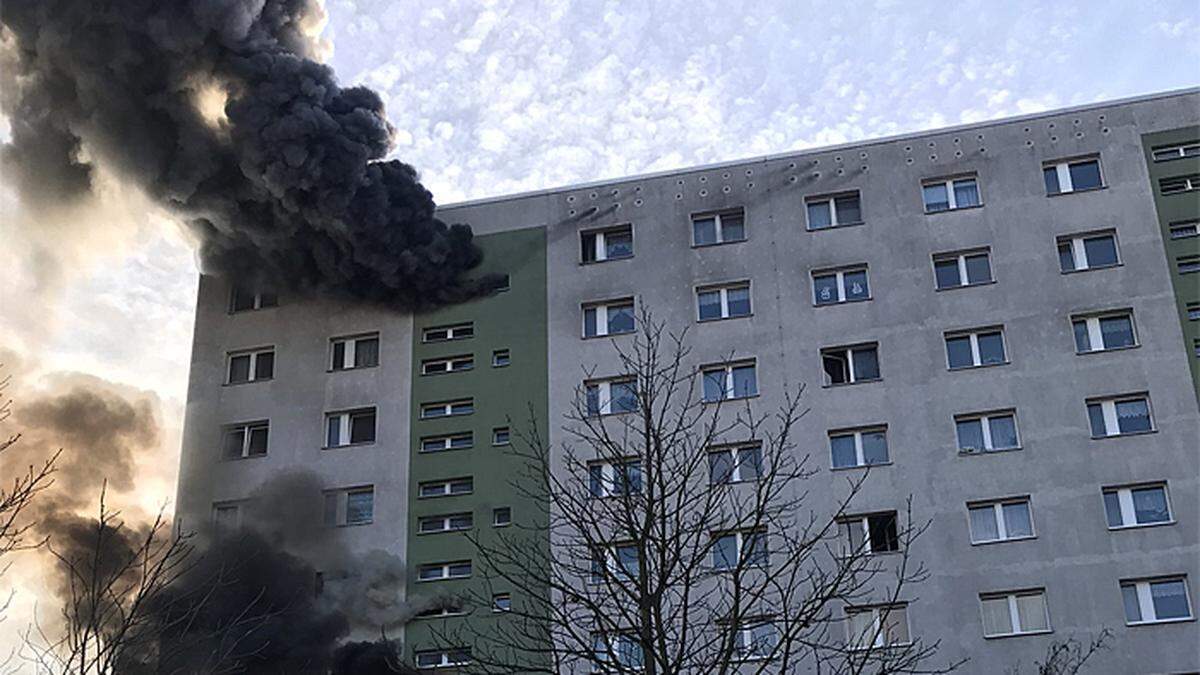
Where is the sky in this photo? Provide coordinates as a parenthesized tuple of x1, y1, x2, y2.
(0, 0, 1197, 662)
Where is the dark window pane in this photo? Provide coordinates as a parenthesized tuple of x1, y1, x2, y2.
(969, 506, 999, 541)
(934, 259, 961, 289)
(1131, 487, 1170, 524)
(731, 365, 757, 397)
(713, 535, 736, 569)
(843, 270, 869, 301)
(977, 332, 1006, 365)
(223, 428, 245, 459)
(231, 287, 256, 312)
(830, 435, 857, 468)
(355, 338, 379, 367)
(720, 213, 745, 241)
(618, 462, 642, 495)
(709, 451, 733, 485)
(345, 491, 373, 524)
(946, 336, 974, 369)
(1121, 585, 1142, 622)
(823, 352, 849, 385)
(1002, 502, 1033, 538)
(697, 291, 721, 320)
(956, 419, 985, 451)
(583, 308, 598, 337)
(693, 217, 717, 245)
(737, 446, 762, 481)
(1115, 399, 1151, 433)
(813, 274, 839, 304)
(989, 415, 1018, 449)
(1043, 167, 1061, 194)
(851, 347, 880, 381)
(806, 201, 832, 229)
(254, 352, 274, 379)
(1068, 160, 1102, 190)
(1150, 580, 1190, 619)
(1058, 242, 1076, 272)
(247, 426, 268, 455)
(606, 231, 633, 259)
(861, 431, 888, 464)
(1087, 404, 1107, 437)
(868, 513, 899, 552)
(1099, 316, 1134, 349)
(953, 179, 980, 207)
(257, 292, 277, 308)
(965, 254, 991, 284)
(350, 411, 376, 443)
(1073, 321, 1092, 352)
(744, 531, 768, 566)
(589, 465, 605, 497)
(228, 355, 251, 383)
(726, 287, 751, 316)
(327, 416, 341, 447)
(608, 304, 635, 334)
(923, 183, 950, 212)
(1083, 236, 1118, 267)
(611, 381, 638, 413)
(586, 386, 600, 416)
(1103, 492, 1124, 527)
(703, 370, 726, 402)
(581, 233, 597, 262)
(835, 194, 862, 224)
(331, 342, 346, 370)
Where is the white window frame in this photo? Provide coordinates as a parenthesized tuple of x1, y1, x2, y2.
(324, 486, 374, 527)
(943, 327, 1007, 369)
(979, 590, 1052, 638)
(421, 355, 474, 375)
(422, 323, 474, 343)
(329, 333, 380, 370)
(839, 512, 900, 556)
(1152, 141, 1200, 162)
(582, 298, 636, 338)
(417, 512, 474, 534)
(932, 248, 993, 289)
(700, 360, 758, 402)
(420, 432, 473, 453)
(491, 349, 510, 367)
(1057, 231, 1120, 272)
(1169, 220, 1199, 239)
(417, 560, 473, 583)
(221, 421, 269, 459)
(591, 632, 643, 671)
(1087, 394, 1154, 438)
(829, 427, 889, 469)
(695, 281, 752, 321)
(821, 344, 880, 386)
(922, 175, 981, 212)
(729, 621, 777, 660)
(707, 443, 763, 484)
(415, 649, 471, 669)
(418, 478, 473, 499)
(1104, 483, 1174, 529)
(585, 378, 637, 416)
(1121, 577, 1194, 625)
(492, 594, 512, 613)
(1044, 156, 1104, 194)
(967, 498, 1035, 544)
(845, 604, 911, 650)
(811, 265, 871, 305)
(325, 408, 376, 448)
(226, 348, 274, 384)
(492, 427, 511, 446)
(1161, 174, 1200, 195)
(1179, 255, 1200, 275)
(955, 411, 1020, 453)
(805, 191, 863, 230)
(492, 507, 512, 527)
(420, 399, 474, 419)
(581, 224, 634, 263)
(1071, 311, 1138, 353)
(588, 458, 642, 498)
(691, 208, 747, 246)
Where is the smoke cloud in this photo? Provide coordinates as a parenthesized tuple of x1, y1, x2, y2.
(0, 0, 499, 309)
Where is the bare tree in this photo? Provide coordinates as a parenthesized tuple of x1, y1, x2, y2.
(1005, 629, 1113, 675)
(430, 309, 965, 674)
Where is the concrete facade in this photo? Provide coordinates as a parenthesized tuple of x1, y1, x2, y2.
(176, 88, 1200, 673)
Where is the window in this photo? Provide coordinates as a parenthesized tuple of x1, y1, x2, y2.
(731, 622, 777, 660)
(933, 249, 993, 289)
(592, 633, 643, 671)
(821, 343, 880, 386)
(1121, 577, 1193, 624)
(492, 507, 511, 527)
(1043, 157, 1103, 194)
(712, 530, 768, 570)
(708, 443, 763, 485)
(495, 274, 511, 292)
(418, 478, 473, 498)
(812, 265, 870, 305)
(415, 649, 471, 669)
(420, 432, 473, 453)
(422, 322, 474, 343)
(588, 459, 642, 498)
(922, 175, 981, 212)
(212, 502, 243, 533)
(944, 327, 1007, 369)
(805, 191, 863, 230)
(829, 427, 889, 469)
(1087, 394, 1153, 438)
(1072, 311, 1137, 353)
(581, 225, 634, 263)
(491, 349, 510, 367)
(955, 411, 1020, 453)
(1169, 220, 1199, 239)
(492, 427, 510, 446)
(417, 513, 473, 534)
(968, 498, 1034, 543)
(1152, 140, 1200, 161)
(696, 282, 752, 320)
(701, 360, 758, 402)
(229, 286, 277, 313)
(1179, 255, 1200, 275)
(585, 377, 637, 416)
(840, 512, 900, 555)
(227, 348, 274, 384)
(417, 561, 472, 582)
(330, 334, 379, 370)
(1104, 483, 1173, 529)
(1188, 303, 1200, 321)
(420, 398, 474, 419)
(590, 543, 640, 583)
(325, 408, 376, 447)
(1160, 174, 1200, 195)
(1057, 232, 1120, 272)
(415, 601, 467, 619)
(980, 590, 1051, 637)
(221, 421, 269, 460)
(323, 487, 374, 526)
(583, 298, 635, 338)
(421, 355, 473, 375)
(692, 208, 746, 246)
(492, 594, 512, 612)
(846, 604, 910, 650)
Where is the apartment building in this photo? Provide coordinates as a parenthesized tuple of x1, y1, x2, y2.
(175, 88, 1200, 672)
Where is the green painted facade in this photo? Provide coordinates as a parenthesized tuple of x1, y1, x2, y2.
(1141, 127, 1200, 404)
(405, 226, 550, 665)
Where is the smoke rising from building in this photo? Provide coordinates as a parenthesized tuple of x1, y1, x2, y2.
(0, 0, 499, 309)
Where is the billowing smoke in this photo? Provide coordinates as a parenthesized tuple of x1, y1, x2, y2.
(0, 0, 499, 308)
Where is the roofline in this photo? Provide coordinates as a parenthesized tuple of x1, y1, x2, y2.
(437, 86, 1200, 211)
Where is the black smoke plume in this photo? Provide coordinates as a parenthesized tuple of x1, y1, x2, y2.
(0, 0, 498, 308)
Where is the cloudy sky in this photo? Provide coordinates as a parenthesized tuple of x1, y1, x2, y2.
(0, 0, 1196, 657)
